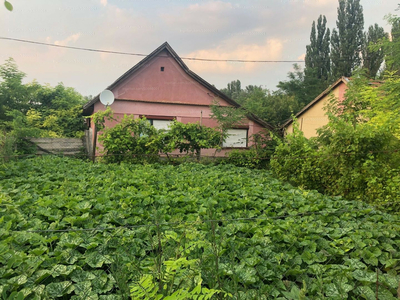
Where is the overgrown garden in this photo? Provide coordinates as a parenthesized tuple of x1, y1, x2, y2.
(1, 157, 400, 299)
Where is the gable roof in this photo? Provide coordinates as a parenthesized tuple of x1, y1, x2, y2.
(83, 42, 274, 131)
(282, 76, 349, 128)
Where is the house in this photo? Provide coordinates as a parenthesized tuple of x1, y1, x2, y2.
(283, 77, 349, 138)
(83, 42, 273, 156)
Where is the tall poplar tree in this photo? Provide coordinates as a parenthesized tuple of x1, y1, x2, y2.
(303, 15, 331, 98)
(305, 15, 331, 82)
(362, 24, 388, 78)
(331, 0, 364, 78)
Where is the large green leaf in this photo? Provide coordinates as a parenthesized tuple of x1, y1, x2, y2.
(45, 281, 74, 298)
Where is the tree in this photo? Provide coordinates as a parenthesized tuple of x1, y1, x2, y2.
(219, 81, 301, 127)
(277, 64, 324, 108)
(362, 24, 388, 78)
(163, 121, 221, 160)
(331, 0, 364, 78)
(383, 14, 400, 74)
(305, 15, 331, 82)
(0, 58, 87, 138)
(220, 80, 244, 101)
(234, 86, 300, 127)
(26, 82, 86, 137)
(0, 58, 30, 123)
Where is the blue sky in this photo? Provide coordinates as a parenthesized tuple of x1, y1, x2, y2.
(0, 0, 398, 97)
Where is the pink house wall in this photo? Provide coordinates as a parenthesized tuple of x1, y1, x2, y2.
(90, 49, 268, 157)
(111, 49, 229, 106)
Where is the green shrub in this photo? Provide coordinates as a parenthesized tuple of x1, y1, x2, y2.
(161, 121, 221, 161)
(99, 115, 160, 164)
(0, 130, 15, 162)
(93, 109, 223, 164)
(225, 149, 262, 169)
(271, 99, 400, 212)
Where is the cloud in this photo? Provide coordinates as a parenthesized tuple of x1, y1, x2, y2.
(161, 0, 264, 44)
(303, 0, 335, 7)
(100, 0, 107, 6)
(54, 33, 81, 46)
(298, 53, 306, 61)
(185, 39, 284, 74)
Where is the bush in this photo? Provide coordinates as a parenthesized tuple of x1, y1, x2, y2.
(99, 115, 160, 164)
(161, 121, 221, 160)
(94, 110, 223, 164)
(271, 117, 400, 212)
(0, 131, 15, 162)
(224, 130, 278, 169)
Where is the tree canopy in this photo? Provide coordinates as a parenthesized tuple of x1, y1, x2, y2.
(331, 0, 364, 78)
(0, 58, 87, 140)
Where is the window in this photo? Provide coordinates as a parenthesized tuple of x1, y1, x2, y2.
(160, 67, 164, 72)
(222, 129, 248, 148)
(149, 119, 173, 130)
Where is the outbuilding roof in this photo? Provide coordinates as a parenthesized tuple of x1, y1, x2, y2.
(282, 77, 349, 128)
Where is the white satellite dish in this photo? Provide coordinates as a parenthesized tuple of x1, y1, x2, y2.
(99, 90, 115, 106)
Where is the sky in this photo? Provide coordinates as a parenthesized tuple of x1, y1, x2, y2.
(0, 0, 398, 97)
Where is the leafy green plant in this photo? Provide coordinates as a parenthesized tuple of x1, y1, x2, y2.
(1, 156, 400, 298)
(161, 121, 221, 160)
(130, 258, 230, 299)
(91, 109, 222, 163)
(271, 74, 400, 210)
(0, 130, 15, 162)
(225, 130, 279, 169)
(99, 114, 160, 164)
(1, 110, 41, 155)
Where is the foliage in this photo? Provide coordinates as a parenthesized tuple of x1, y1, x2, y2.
(277, 64, 327, 108)
(362, 24, 388, 78)
(3, 110, 41, 155)
(3, 0, 12, 11)
(162, 121, 222, 159)
(331, 0, 364, 78)
(271, 73, 400, 211)
(92, 109, 222, 163)
(219, 80, 243, 101)
(0, 130, 15, 162)
(0, 58, 87, 138)
(91, 106, 115, 131)
(305, 15, 331, 86)
(0, 58, 29, 122)
(378, 13, 400, 75)
(210, 100, 247, 132)
(26, 82, 86, 138)
(98, 114, 160, 164)
(1, 157, 400, 299)
(220, 82, 299, 127)
(209, 101, 246, 147)
(225, 130, 279, 169)
(130, 258, 231, 299)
